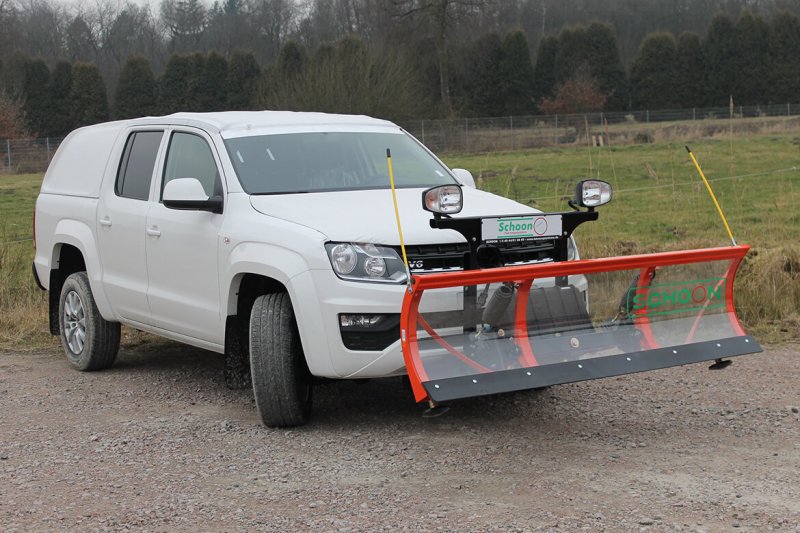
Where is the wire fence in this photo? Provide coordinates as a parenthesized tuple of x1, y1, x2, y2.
(1, 136, 65, 174)
(3, 103, 800, 173)
(399, 102, 800, 153)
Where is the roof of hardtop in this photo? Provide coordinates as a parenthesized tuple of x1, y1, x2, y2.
(130, 111, 397, 135)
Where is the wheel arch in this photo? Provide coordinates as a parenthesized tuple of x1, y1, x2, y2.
(50, 219, 114, 320)
(223, 252, 333, 377)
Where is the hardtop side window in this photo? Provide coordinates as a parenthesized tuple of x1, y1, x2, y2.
(162, 132, 221, 198)
(115, 130, 164, 200)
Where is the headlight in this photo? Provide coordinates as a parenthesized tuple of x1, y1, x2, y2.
(325, 242, 407, 283)
(574, 179, 612, 208)
(329, 243, 357, 274)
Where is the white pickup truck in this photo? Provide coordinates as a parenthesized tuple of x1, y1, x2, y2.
(33, 111, 582, 427)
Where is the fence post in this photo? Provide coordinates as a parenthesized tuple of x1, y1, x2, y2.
(510, 116, 513, 150)
(465, 118, 469, 152)
(6, 139, 10, 168)
(421, 120, 425, 144)
(46, 137, 51, 160)
(554, 114, 558, 145)
(788, 103, 791, 116)
(646, 110, 650, 123)
(693, 108, 696, 121)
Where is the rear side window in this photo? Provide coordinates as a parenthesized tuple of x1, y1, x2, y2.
(115, 131, 164, 200)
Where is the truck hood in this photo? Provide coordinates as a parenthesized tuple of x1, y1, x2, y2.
(249, 187, 539, 245)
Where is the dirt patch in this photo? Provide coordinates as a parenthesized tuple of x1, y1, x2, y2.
(1, 342, 798, 531)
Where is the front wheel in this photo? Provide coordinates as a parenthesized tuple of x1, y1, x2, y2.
(249, 292, 312, 427)
(58, 272, 120, 371)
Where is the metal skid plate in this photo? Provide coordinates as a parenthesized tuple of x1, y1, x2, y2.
(400, 245, 762, 403)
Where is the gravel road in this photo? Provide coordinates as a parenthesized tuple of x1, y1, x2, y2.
(1, 339, 798, 532)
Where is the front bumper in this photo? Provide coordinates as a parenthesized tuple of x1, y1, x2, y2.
(302, 268, 588, 379)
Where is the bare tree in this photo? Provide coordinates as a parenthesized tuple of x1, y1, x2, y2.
(389, 0, 488, 116)
(161, 0, 207, 53)
(17, 0, 68, 60)
(251, 0, 297, 64)
(0, 0, 23, 59)
(203, 0, 252, 57)
(65, 14, 98, 63)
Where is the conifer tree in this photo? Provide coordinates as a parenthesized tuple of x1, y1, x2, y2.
(554, 25, 591, 85)
(735, 11, 770, 105)
(703, 14, 739, 106)
(187, 52, 207, 110)
(466, 33, 504, 116)
(69, 62, 109, 127)
(159, 53, 193, 113)
(277, 41, 307, 81)
(115, 56, 157, 119)
(768, 11, 800, 104)
(585, 22, 629, 110)
(533, 36, 558, 106)
(202, 51, 229, 111)
(673, 32, 705, 109)
(48, 61, 73, 135)
(22, 58, 50, 136)
(553, 23, 627, 110)
(227, 50, 261, 110)
(630, 32, 678, 109)
(499, 30, 536, 116)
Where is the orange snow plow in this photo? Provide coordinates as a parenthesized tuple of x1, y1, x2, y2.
(393, 178, 761, 405)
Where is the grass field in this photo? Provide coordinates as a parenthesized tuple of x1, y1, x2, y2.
(442, 133, 800, 338)
(0, 173, 51, 348)
(1, 131, 798, 350)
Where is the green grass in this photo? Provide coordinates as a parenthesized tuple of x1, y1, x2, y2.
(0, 173, 53, 349)
(444, 135, 800, 249)
(443, 133, 800, 339)
(1, 131, 798, 349)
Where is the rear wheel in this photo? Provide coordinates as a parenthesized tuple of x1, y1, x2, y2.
(249, 292, 312, 427)
(58, 272, 120, 371)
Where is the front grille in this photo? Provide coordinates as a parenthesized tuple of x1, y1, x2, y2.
(403, 243, 469, 272)
(400, 240, 558, 272)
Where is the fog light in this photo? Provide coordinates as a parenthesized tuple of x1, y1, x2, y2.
(340, 314, 385, 328)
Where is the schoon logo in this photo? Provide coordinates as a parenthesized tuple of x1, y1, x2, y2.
(626, 278, 727, 318)
(483, 214, 562, 242)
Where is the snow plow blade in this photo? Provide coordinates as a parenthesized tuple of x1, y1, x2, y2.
(400, 245, 761, 404)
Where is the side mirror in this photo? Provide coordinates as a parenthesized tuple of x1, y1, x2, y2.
(163, 178, 223, 214)
(451, 168, 476, 188)
(574, 179, 612, 209)
(422, 184, 463, 216)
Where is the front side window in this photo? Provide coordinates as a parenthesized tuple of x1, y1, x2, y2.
(162, 132, 221, 198)
(115, 131, 163, 200)
(223, 132, 456, 194)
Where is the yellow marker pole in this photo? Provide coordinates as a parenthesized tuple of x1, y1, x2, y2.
(685, 145, 737, 246)
(386, 149, 413, 288)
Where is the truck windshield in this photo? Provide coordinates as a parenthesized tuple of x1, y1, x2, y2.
(223, 132, 456, 194)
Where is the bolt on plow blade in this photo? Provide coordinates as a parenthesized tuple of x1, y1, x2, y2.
(400, 245, 761, 403)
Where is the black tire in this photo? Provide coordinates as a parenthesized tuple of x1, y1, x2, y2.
(249, 292, 312, 427)
(58, 272, 120, 371)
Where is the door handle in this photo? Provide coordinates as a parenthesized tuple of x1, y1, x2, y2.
(146, 226, 161, 237)
(99, 217, 112, 227)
